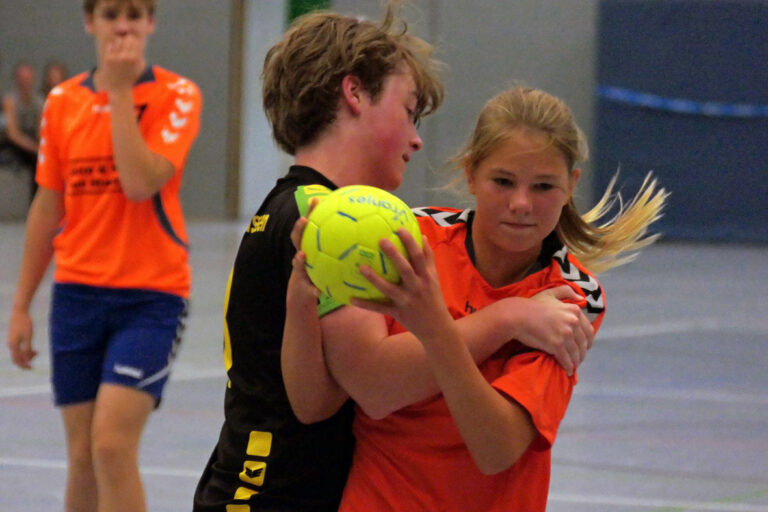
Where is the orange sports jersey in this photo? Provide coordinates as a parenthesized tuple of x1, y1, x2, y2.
(36, 66, 201, 297)
(339, 207, 606, 512)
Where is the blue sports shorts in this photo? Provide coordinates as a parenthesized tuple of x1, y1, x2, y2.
(49, 283, 188, 407)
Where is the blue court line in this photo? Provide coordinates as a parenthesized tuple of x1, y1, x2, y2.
(596, 85, 768, 118)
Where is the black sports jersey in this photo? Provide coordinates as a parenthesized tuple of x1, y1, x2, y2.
(194, 166, 355, 512)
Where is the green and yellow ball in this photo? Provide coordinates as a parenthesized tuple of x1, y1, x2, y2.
(301, 185, 422, 304)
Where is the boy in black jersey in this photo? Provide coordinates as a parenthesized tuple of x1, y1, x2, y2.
(192, 4, 444, 511)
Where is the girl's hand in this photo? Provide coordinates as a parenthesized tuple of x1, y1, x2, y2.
(512, 286, 594, 374)
(351, 229, 453, 346)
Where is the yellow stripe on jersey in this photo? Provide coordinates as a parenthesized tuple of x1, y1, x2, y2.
(246, 430, 273, 457)
(223, 269, 234, 388)
(234, 486, 260, 500)
(226, 504, 251, 512)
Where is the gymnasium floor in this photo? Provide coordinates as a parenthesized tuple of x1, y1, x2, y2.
(1, 220, 766, 511)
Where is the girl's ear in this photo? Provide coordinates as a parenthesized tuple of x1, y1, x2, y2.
(465, 165, 476, 195)
(569, 168, 582, 198)
(340, 75, 364, 116)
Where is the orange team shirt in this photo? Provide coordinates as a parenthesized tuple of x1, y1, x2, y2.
(36, 66, 201, 298)
(339, 207, 606, 512)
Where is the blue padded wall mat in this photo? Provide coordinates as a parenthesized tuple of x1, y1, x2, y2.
(594, 0, 768, 242)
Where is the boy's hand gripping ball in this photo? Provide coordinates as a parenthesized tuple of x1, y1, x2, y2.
(300, 185, 422, 305)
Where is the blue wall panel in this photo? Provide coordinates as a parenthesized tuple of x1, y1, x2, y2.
(595, 0, 768, 242)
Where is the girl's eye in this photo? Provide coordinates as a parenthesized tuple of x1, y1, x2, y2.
(102, 8, 118, 19)
(493, 177, 513, 187)
(534, 183, 555, 191)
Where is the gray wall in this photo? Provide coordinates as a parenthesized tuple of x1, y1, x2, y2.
(1, 0, 598, 219)
(0, 0, 235, 219)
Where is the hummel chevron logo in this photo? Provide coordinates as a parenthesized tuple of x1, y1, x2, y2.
(586, 294, 604, 312)
(114, 364, 144, 379)
(412, 207, 471, 226)
(167, 79, 195, 96)
(245, 466, 264, 479)
(553, 247, 605, 319)
(162, 129, 179, 144)
(169, 111, 188, 129)
(175, 98, 193, 113)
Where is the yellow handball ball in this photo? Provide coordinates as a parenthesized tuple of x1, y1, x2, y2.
(301, 185, 422, 304)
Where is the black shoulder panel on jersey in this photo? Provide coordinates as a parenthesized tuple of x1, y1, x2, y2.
(552, 246, 605, 319)
(411, 207, 472, 226)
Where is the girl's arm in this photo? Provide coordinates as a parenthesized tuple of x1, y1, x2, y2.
(351, 230, 556, 473)
(282, 220, 593, 422)
(281, 214, 535, 423)
(321, 273, 591, 420)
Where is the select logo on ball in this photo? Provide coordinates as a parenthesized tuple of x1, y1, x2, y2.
(301, 185, 422, 305)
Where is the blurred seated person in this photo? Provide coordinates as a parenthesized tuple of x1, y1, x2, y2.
(1, 61, 44, 201)
(41, 60, 68, 97)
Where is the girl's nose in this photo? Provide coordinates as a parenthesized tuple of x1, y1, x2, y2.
(508, 188, 532, 213)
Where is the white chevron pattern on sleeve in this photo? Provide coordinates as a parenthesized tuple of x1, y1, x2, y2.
(553, 247, 605, 320)
(412, 207, 471, 226)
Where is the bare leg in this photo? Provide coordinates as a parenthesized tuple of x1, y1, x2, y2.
(90, 384, 154, 512)
(60, 401, 98, 512)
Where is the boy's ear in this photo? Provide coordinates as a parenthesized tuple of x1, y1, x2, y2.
(84, 13, 94, 34)
(341, 75, 364, 115)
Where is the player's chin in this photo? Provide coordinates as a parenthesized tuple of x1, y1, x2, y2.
(379, 172, 403, 192)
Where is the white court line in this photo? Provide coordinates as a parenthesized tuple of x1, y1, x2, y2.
(598, 319, 768, 340)
(2, 318, 766, 400)
(0, 384, 52, 398)
(4, 380, 764, 404)
(574, 384, 768, 405)
(0, 456, 199, 478)
(549, 492, 767, 511)
(0, 366, 225, 398)
(1, 457, 764, 511)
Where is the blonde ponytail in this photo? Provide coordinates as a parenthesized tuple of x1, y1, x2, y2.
(559, 173, 668, 273)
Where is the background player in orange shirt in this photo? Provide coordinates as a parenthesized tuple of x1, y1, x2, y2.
(283, 86, 667, 511)
(6, 1, 201, 511)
